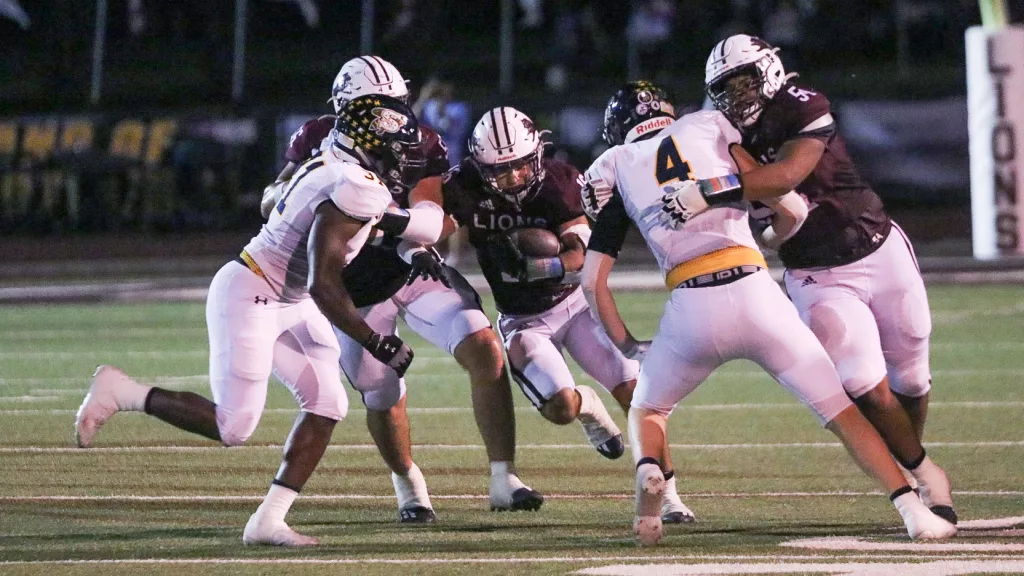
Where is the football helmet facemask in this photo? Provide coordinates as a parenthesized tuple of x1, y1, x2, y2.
(334, 94, 426, 194)
(468, 107, 549, 206)
(330, 55, 410, 113)
(705, 34, 787, 128)
(602, 80, 676, 147)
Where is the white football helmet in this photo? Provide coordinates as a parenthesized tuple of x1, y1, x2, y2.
(705, 35, 787, 128)
(468, 107, 548, 205)
(329, 55, 409, 113)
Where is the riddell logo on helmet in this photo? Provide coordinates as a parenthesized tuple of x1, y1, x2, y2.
(634, 117, 673, 137)
(369, 108, 407, 134)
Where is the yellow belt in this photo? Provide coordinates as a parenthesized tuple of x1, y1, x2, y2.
(239, 250, 268, 282)
(664, 245, 767, 289)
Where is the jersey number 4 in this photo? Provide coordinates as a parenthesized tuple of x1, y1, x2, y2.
(655, 136, 694, 186)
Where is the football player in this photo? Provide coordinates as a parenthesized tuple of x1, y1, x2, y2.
(261, 56, 542, 518)
(663, 35, 955, 523)
(74, 95, 426, 546)
(435, 106, 694, 524)
(581, 81, 956, 546)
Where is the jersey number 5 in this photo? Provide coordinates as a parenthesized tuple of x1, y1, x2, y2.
(655, 136, 694, 186)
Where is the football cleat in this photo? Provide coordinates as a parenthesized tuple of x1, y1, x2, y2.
(893, 491, 957, 540)
(399, 505, 437, 524)
(634, 463, 665, 546)
(577, 385, 625, 460)
(911, 458, 958, 525)
(242, 513, 319, 546)
(74, 365, 137, 448)
(489, 472, 545, 512)
(661, 477, 696, 524)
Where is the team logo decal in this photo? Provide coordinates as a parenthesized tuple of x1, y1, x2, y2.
(636, 89, 653, 104)
(369, 107, 408, 134)
(338, 72, 353, 95)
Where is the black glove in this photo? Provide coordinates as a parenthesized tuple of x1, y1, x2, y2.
(406, 248, 451, 287)
(484, 234, 527, 283)
(363, 332, 414, 377)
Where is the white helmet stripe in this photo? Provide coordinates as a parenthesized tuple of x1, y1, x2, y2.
(358, 56, 381, 83)
(370, 55, 390, 82)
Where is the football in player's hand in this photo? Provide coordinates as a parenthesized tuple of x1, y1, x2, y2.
(506, 227, 561, 258)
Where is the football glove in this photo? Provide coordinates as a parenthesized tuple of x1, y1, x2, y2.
(364, 332, 414, 377)
(623, 339, 652, 362)
(406, 247, 451, 287)
(660, 175, 744, 229)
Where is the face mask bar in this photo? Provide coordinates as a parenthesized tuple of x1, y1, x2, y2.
(477, 152, 541, 201)
(707, 67, 764, 127)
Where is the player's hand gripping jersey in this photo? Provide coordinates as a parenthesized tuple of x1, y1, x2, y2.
(241, 150, 393, 302)
(443, 158, 586, 315)
(740, 81, 890, 268)
(281, 116, 451, 307)
(585, 111, 764, 285)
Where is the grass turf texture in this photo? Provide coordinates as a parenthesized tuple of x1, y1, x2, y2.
(0, 286, 1022, 575)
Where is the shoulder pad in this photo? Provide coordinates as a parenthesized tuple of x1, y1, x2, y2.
(329, 163, 392, 222)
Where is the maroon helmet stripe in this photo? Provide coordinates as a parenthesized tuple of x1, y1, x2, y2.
(499, 108, 512, 149)
(358, 56, 381, 83)
(489, 108, 502, 147)
(370, 55, 390, 82)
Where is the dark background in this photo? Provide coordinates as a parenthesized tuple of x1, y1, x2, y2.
(1, 0, 1020, 248)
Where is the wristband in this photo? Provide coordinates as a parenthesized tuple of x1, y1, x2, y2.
(697, 174, 744, 205)
(524, 256, 565, 282)
(376, 208, 411, 235)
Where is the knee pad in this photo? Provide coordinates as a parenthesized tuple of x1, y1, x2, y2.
(361, 381, 406, 411)
(890, 370, 931, 398)
(217, 410, 260, 446)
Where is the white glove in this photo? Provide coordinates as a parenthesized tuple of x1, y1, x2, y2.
(659, 180, 709, 229)
(623, 339, 652, 362)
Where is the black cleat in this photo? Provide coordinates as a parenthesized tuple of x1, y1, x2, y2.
(399, 505, 437, 524)
(596, 434, 625, 460)
(930, 505, 958, 525)
(492, 487, 544, 512)
(662, 510, 696, 524)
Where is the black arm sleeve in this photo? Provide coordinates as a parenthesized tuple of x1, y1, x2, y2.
(586, 191, 631, 258)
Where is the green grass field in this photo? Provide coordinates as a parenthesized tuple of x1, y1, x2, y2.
(1, 286, 1022, 575)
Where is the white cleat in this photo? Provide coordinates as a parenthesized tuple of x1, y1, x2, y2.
(661, 491, 696, 524)
(75, 365, 137, 448)
(489, 473, 544, 512)
(576, 386, 625, 459)
(242, 512, 319, 546)
(633, 463, 665, 546)
(912, 458, 958, 525)
(894, 491, 957, 540)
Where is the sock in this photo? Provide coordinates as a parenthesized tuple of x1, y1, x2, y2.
(258, 482, 299, 524)
(891, 489, 926, 520)
(663, 469, 675, 481)
(889, 485, 915, 502)
(491, 461, 526, 491)
(576, 386, 596, 418)
(901, 449, 927, 471)
(392, 463, 432, 509)
(662, 474, 681, 505)
(121, 382, 153, 412)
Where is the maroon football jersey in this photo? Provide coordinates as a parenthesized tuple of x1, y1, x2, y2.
(742, 81, 891, 269)
(443, 158, 586, 315)
(282, 116, 451, 307)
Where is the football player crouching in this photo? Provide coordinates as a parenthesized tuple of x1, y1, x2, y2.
(261, 55, 543, 518)
(429, 106, 694, 524)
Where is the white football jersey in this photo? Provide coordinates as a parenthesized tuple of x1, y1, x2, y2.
(243, 148, 392, 302)
(585, 110, 758, 275)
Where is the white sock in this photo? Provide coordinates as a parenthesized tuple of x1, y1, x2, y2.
(392, 463, 432, 509)
(663, 475, 681, 503)
(892, 490, 925, 519)
(258, 483, 298, 524)
(576, 386, 596, 418)
(908, 456, 938, 481)
(491, 461, 526, 491)
(122, 383, 152, 412)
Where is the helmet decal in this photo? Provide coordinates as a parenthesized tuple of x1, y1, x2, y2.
(370, 107, 409, 134)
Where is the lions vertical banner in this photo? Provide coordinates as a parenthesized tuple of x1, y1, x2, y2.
(966, 25, 1024, 258)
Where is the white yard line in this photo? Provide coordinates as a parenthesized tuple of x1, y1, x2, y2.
(1, 491, 1022, 502)
(0, 441, 1021, 454)
(0, 555, 1013, 567)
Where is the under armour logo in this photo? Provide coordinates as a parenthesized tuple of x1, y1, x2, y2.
(254, 296, 268, 305)
(801, 276, 817, 287)
(872, 233, 884, 243)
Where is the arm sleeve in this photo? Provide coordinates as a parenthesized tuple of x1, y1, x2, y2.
(586, 191, 631, 258)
